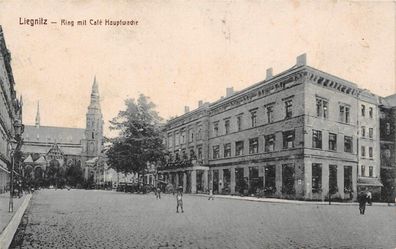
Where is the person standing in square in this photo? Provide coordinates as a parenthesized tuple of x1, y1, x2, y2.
(176, 187, 184, 213)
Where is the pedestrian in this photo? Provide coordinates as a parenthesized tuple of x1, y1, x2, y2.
(366, 188, 372, 206)
(358, 191, 367, 215)
(176, 187, 184, 213)
(156, 187, 161, 199)
(208, 188, 214, 200)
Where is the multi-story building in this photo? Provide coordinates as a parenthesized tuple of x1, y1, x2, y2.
(0, 26, 23, 193)
(159, 54, 385, 201)
(378, 95, 396, 202)
(357, 91, 382, 199)
(159, 103, 210, 193)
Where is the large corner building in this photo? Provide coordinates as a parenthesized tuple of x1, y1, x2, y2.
(159, 54, 392, 201)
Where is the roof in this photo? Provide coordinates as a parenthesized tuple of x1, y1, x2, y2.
(357, 178, 383, 187)
(23, 125, 85, 145)
(22, 143, 82, 156)
(35, 156, 47, 165)
(24, 155, 33, 163)
(383, 94, 396, 107)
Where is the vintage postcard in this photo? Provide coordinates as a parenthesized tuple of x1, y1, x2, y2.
(0, 1, 395, 248)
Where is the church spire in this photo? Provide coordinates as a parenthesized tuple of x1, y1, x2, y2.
(89, 76, 101, 110)
(92, 75, 99, 96)
(35, 100, 40, 127)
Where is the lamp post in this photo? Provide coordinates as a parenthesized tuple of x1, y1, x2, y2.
(9, 119, 23, 213)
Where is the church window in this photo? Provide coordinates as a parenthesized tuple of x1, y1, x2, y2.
(92, 132, 95, 139)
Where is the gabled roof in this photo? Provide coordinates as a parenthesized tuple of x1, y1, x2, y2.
(23, 125, 85, 145)
(35, 156, 47, 165)
(47, 143, 64, 157)
(23, 155, 33, 163)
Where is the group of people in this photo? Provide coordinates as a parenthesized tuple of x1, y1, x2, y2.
(357, 188, 372, 215)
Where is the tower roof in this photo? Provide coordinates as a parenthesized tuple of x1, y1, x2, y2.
(92, 76, 99, 96)
(35, 100, 40, 127)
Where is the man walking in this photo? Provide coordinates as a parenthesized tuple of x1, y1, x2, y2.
(358, 191, 367, 215)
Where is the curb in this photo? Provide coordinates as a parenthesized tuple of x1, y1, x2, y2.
(194, 194, 393, 207)
(0, 194, 32, 249)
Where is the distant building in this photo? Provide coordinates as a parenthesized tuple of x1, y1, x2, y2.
(0, 26, 23, 193)
(21, 78, 104, 184)
(159, 54, 385, 201)
(379, 95, 396, 202)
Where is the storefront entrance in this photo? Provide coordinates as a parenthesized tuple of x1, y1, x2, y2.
(264, 165, 276, 195)
(249, 166, 262, 195)
(213, 170, 219, 193)
(222, 169, 231, 194)
(235, 168, 245, 195)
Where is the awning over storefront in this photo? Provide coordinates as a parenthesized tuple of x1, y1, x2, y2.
(357, 177, 383, 187)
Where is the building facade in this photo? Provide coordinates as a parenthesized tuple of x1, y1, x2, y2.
(21, 78, 104, 185)
(378, 95, 396, 202)
(159, 54, 385, 200)
(0, 26, 23, 193)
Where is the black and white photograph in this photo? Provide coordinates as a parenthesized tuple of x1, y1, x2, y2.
(0, 1, 395, 248)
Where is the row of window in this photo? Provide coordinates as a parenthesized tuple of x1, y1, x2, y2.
(361, 126, 374, 139)
(360, 146, 374, 158)
(169, 125, 203, 148)
(211, 100, 375, 140)
(167, 101, 377, 148)
(312, 164, 353, 193)
(361, 104, 374, 118)
(317, 99, 375, 122)
(312, 130, 353, 152)
(360, 165, 375, 177)
(213, 99, 293, 137)
(211, 131, 355, 159)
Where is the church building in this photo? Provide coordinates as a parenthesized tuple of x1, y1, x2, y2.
(21, 78, 104, 183)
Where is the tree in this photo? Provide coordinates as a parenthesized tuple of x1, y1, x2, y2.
(65, 162, 84, 187)
(106, 94, 164, 177)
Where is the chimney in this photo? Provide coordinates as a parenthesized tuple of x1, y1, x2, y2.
(184, 106, 190, 113)
(266, 68, 273, 80)
(198, 100, 203, 107)
(226, 87, 234, 97)
(296, 53, 307, 66)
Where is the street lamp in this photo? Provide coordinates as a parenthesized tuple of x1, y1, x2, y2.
(9, 119, 24, 213)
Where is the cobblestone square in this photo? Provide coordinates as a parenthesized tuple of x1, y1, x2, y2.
(11, 189, 396, 249)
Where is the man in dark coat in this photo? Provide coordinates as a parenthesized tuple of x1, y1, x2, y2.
(358, 191, 367, 215)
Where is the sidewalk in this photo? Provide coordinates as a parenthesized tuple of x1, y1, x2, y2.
(195, 193, 393, 207)
(0, 193, 32, 249)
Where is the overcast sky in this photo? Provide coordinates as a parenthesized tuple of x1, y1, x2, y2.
(0, 0, 394, 136)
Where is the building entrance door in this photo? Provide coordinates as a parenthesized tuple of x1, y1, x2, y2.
(264, 165, 276, 196)
(329, 165, 337, 196)
(249, 166, 261, 195)
(235, 168, 245, 195)
(222, 169, 231, 194)
(196, 170, 203, 192)
(344, 166, 353, 199)
(186, 171, 191, 193)
(213, 170, 219, 193)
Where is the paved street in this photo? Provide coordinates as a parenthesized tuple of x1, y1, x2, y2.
(10, 189, 396, 249)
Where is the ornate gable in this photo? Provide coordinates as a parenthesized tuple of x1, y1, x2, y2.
(46, 143, 64, 161)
